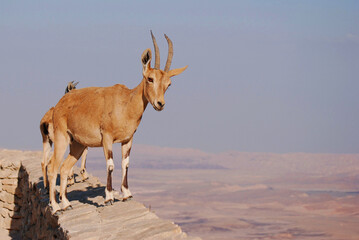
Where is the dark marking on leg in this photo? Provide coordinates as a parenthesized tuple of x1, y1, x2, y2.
(123, 166, 128, 189)
(60, 189, 68, 201)
(108, 150, 113, 160)
(107, 169, 113, 191)
(124, 148, 131, 159)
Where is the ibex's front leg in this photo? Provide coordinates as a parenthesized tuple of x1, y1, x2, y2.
(67, 147, 89, 185)
(121, 138, 133, 201)
(103, 135, 115, 205)
(80, 147, 89, 181)
(67, 167, 75, 186)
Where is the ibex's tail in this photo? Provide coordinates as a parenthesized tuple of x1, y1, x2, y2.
(65, 81, 79, 94)
(40, 122, 49, 137)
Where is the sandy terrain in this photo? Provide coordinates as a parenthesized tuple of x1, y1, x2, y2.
(71, 145, 359, 240)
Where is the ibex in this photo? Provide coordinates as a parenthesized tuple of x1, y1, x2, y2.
(40, 81, 89, 189)
(47, 32, 187, 214)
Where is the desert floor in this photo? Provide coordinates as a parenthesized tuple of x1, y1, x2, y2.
(80, 146, 359, 240)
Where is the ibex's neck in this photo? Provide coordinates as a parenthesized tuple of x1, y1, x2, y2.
(129, 79, 149, 118)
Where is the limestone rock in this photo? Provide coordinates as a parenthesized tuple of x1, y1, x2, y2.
(1, 179, 18, 186)
(2, 184, 22, 197)
(0, 149, 200, 239)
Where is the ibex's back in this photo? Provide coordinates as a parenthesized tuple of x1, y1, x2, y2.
(54, 83, 144, 148)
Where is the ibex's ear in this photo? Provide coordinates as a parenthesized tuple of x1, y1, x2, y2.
(141, 48, 152, 75)
(168, 65, 188, 78)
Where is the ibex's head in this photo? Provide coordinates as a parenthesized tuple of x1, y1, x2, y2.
(65, 81, 79, 94)
(141, 31, 187, 111)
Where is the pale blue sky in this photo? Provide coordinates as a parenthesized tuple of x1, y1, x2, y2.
(0, 1, 358, 153)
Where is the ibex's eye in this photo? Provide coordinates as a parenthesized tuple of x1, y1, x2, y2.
(148, 77, 153, 83)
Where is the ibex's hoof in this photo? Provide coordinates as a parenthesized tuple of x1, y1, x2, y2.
(67, 177, 75, 186)
(80, 170, 89, 182)
(67, 181, 75, 187)
(63, 205, 73, 211)
(81, 177, 89, 182)
(105, 199, 114, 206)
(50, 205, 62, 216)
(122, 196, 133, 202)
(54, 210, 62, 217)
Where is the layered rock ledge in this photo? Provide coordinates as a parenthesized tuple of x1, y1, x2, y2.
(0, 149, 199, 239)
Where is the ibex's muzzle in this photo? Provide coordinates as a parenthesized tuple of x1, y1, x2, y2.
(153, 100, 165, 111)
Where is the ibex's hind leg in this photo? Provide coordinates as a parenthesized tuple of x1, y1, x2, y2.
(41, 139, 52, 189)
(48, 133, 69, 215)
(121, 138, 133, 201)
(102, 135, 115, 205)
(59, 140, 86, 211)
(80, 147, 89, 181)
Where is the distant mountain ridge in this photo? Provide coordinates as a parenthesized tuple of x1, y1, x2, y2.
(85, 144, 359, 176)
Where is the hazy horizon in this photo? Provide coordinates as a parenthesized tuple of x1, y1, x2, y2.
(1, 1, 359, 154)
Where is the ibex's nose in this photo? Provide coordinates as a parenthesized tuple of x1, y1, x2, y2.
(157, 101, 165, 108)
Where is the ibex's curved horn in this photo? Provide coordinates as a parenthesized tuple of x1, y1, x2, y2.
(150, 30, 160, 69)
(164, 34, 173, 72)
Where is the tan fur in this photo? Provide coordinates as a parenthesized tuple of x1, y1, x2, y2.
(40, 85, 89, 190)
(40, 108, 55, 188)
(47, 33, 187, 213)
